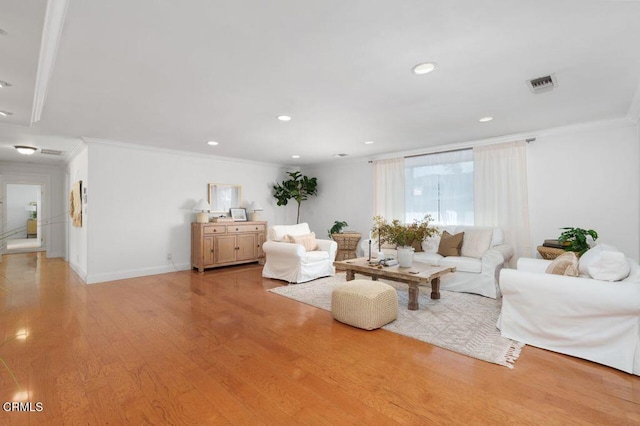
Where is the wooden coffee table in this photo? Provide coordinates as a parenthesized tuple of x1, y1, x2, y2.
(334, 257, 456, 311)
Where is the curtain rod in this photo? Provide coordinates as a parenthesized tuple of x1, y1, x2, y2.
(368, 137, 537, 163)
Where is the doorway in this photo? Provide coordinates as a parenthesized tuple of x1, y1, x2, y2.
(3, 183, 44, 252)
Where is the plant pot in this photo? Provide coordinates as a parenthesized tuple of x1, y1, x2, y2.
(397, 246, 415, 268)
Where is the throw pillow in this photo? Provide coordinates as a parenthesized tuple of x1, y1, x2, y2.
(545, 252, 579, 276)
(578, 244, 619, 276)
(587, 251, 630, 281)
(287, 232, 318, 252)
(411, 240, 424, 253)
(460, 228, 493, 259)
(437, 231, 464, 257)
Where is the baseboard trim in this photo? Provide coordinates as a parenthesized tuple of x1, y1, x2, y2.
(85, 262, 191, 284)
(69, 262, 87, 283)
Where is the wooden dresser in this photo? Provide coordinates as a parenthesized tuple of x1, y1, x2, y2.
(191, 221, 267, 272)
(26, 219, 37, 238)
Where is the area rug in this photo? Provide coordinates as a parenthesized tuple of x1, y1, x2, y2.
(268, 274, 524, 369)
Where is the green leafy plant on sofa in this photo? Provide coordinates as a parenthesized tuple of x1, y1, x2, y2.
(558, 227, 598, 256)
(273, 171, 318, 224)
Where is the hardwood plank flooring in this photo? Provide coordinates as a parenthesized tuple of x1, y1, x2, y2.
(0, 252, 638, 425)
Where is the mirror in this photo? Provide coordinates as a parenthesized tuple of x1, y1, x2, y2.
(208, 183, 242, 214)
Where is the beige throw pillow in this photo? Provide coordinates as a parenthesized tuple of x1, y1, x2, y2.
(545, 252, 579, 276)
(286, 232, 318, 251)
(437, 231, 464, 257)
(460, 228, 493, 259)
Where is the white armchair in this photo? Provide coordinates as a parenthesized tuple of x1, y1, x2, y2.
(262, 223, 337, 284)
(499, 257, 640, 375)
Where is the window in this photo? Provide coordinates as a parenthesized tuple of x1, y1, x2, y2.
(405, 149, 474, 225)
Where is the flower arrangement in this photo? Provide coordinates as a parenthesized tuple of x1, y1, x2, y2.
(372, 215, 439, 248)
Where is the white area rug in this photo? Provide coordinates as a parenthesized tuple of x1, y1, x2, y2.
(269, 274, 524, 369)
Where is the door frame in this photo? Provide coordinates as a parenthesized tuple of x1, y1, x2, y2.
(1, 173, 50, 255)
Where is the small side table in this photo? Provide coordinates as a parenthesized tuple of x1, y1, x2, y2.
(332, 232, 362, 261)
(536, 246, 566, 260)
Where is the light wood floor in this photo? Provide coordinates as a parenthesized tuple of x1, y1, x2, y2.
(0, 253, 638, 425)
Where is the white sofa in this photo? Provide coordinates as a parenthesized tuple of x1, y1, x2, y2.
(262, 223, 338, 284)
(499, 255, 640, 375)
(360, 226, 513, 299)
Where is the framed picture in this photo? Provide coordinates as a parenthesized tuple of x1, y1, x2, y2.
(230, 208, 247, 221)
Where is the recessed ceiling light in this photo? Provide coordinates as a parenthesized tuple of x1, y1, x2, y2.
(0, 110, 13, 117)
(479, 116, 494, 122)
(277, 115, 292, 121)
(207, 141, 219, 146)
(364, 140, 375, 145)
(333, 153, 349, 158)
(0, 80, 11, 88)
(291, 155, 300, 159)
(14, 146, 38, 155)
(412, 62, 437, 75)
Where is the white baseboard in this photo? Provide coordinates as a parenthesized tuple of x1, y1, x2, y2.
(85, 262, 191, 284)
(69, 262, 87, 283)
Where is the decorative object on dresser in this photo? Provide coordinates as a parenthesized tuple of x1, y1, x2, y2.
(248, 202, 264, 221)
(192, 199, 211, 223)
(230, 207, 247, 221)
(191, 221, 266, 272)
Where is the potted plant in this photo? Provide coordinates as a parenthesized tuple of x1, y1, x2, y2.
(328, 220, 349, 238)
(273, 171, 318, 224)
(558, 227, 598, 256)
(372, 215, 439, 267)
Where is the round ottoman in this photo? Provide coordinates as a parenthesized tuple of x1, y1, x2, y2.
(331, 279, 398, 330)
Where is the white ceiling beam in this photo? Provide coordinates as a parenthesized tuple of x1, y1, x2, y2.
(31, 0, 69, 125)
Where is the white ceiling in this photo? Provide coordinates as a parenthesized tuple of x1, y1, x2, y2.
(2, 0, 640, 166)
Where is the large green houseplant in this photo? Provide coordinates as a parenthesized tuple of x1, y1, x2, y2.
(273, 171, 318, 224)
(558, 227, 598, 256)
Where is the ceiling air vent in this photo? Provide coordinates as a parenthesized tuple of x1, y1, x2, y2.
(527, 73, 558, 94)
(40, 148, 64, 156)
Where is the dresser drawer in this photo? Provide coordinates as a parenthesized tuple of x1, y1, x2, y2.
(203, 225, 227, 234)
(228, 224, 266, 233)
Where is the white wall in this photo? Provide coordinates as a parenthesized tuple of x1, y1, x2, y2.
(303, 159, 373, 247)
(527, 119, 639, 260)
(305, 119, 640, 261)
(83, 140, 291, 283)
(6, 184, 39, 239)
(67, 143, 89, 280)
(0, 161, 66, 258)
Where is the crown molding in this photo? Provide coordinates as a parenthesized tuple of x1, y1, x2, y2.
(366, 117, 635, 162)
(81, 137, 290, 168)
(30, 0, 69, 124)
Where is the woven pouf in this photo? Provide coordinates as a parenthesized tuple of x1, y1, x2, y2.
(331, 280, 398, 330)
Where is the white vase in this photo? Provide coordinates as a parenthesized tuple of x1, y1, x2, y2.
(397, 246, 414, 267)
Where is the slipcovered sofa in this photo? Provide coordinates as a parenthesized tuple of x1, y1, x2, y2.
(262, 223, 337, 284)
(360, 226, 513, 298)
(499, 250, 640, 375)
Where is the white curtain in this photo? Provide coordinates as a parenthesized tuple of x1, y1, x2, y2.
(474, 141, 531, 264)
(373, 158, 405, 221)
